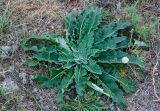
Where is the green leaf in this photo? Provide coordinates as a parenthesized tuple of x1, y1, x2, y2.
(94, 36, 127, 51)
(34, 75, 53, 88)
(116, 38, 130, 48)
(74, 66, 87, 96)
(99, 74, 126, 106)
(58, 52, 74, 62)
(65, 13, 77, 39)
(21, 34, 59, 50)
(109, 72, 137, 93)
(94, 21, 131, 43)
(21, 43, 57, 53)
(32, 52, 59, 64)
(63, 62, 76, 69)
(98, 50, 145, 67)
(34, 75, 49, 85)
(115, 36, 128, 44)
(41, 81, 54, 89)
(88, 49, 100, 58)
(56, 69, 74, 102)
(39, 33, 60, 43)
(83, 59, 102, 75)
(33, 68, 65, 89)
(94, 38, 116, 51)
(134, 70, 144, 80)
(28, 59, 40, 67)
(77, 32, 94, 59)
(77, 6, 101, 42)
(21, 34, 70, 52)
(49, 68, 65, 85)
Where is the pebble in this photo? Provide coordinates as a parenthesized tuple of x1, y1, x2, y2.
(0, 46, 12, 58)
(1, 78, 19, 92)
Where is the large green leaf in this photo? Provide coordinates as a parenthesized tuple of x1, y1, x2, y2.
(56, 69, 74, 102)
(22, 44, 57, 52)
(21, 34, 59, 50)
(77, 6, 101, 42)
(116, 38, 131, 48)
(77, 32, 94, 60)
(38, 33, 60, 43)
(34, 75, 49, 85)
(99, 73, 126, 106)
(58, 52, 74, 62)
(21, 34, 70, 52)
(65, 13, 77, 39)
(94, 21, 131, 43)
(63, 62, 76, 69)
(83, 59, 102, 75)
(109, 72, 137, 93)
(33, 68, 65, 89)
(98, 50, 145, 67)
(34, 75, 54, 89)
(74, 66, 87, 96)
(32, 52, 59, 64)
(28, 59, 40, 67)
(88, 80, 125, 106)
(49, 68, 65, 85)
(94, 36, 127, 51)
(94, 38, 116, 51)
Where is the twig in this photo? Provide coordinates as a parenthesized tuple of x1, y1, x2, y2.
(152, 61, 159, 98)
(158, 22, 160, 39)
(153, 99, 160, 103)
(152, 51, 160, 102)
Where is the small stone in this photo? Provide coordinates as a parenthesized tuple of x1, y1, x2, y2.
(32, 88, 38, 93)
(0, 46, 12, 58)
(19, 72, 27, 84)
(116, 2, 123, 13)
(2, 78, 19, 92)
(51, 25, 54, 29)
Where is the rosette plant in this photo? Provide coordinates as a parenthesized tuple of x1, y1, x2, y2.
(21, 6, 145, 106)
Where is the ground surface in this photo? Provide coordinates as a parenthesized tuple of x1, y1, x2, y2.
(0, 0, 160, 111)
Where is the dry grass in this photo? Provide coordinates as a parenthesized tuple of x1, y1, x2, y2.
(12, 0, 66, 22)
(10, 0, 67, 35)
